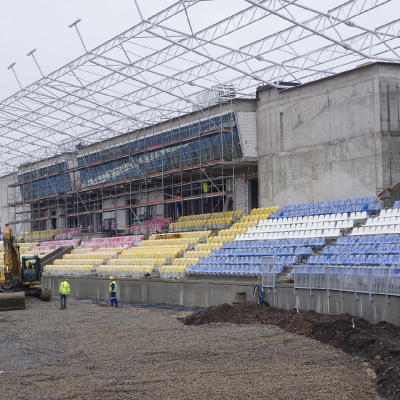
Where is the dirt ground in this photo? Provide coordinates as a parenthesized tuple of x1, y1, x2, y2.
(183, 302, 400, 400)
(0, 296, 396, 399)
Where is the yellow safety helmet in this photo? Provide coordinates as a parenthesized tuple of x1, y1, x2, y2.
(109, 276, 115, 280)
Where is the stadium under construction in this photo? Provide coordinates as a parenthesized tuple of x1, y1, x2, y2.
(1, 0, 400, 325)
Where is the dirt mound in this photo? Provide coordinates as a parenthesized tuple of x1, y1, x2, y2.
(182, 302, 400, 400)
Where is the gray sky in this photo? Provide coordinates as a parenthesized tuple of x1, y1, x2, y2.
(0, 0, 253, 100)
(0, 0, 398, 102)
(0, 0, 178, 100)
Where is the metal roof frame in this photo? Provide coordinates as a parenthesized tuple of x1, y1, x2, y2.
(0, 0, 399, 176)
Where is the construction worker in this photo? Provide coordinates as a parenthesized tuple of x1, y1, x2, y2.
(59, 278, 70, 310)
(109, 276, 118, 307)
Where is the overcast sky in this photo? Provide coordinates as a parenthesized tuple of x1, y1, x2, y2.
(0, 0, 398, 102)
(0, 0, 179, 100)
(0, 0, 250, 100)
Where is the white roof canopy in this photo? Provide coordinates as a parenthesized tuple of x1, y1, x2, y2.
(1, 0, 399, 175)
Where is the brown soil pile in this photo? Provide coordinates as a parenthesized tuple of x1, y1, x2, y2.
(182, 302, 400, 400)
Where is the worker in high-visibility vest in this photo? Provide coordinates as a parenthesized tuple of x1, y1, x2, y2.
(109, 276, 118, 307)
(202, 181, 211, 212)
(59, 278, 70, 310)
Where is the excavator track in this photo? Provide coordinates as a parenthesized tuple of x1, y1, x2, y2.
(0, 291, 26, 311)
(39, 288, 52, 301)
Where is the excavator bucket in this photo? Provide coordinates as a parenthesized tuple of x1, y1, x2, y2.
(0, 291, 26, 311)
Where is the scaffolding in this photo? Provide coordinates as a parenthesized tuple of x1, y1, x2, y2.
(2, 0, 400, 237)
(7, 102, 258, 238)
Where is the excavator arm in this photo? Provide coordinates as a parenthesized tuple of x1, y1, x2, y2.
(0, 225, 25, 310)
(3, 225, 22, 284)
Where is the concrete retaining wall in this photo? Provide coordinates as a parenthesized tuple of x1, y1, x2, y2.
(43, 276, 257, 308)
(43, 276, 400, 326)
(268, 285, 400, 326)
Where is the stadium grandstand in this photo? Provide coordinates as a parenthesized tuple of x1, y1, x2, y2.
(1, 0, 400, 325)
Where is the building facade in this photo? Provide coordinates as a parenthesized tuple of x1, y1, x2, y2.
(1, 63, 400, 235)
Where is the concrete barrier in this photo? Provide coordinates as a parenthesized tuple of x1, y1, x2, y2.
(43, 275, 400, 326)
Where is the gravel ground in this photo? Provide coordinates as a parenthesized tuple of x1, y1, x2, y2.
(0, 297, 377, 400)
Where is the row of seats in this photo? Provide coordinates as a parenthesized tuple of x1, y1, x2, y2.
(365, 216, 400, 226)
(159, 265, 187, 279)
(223, 238, 325, 248)
(337, 234, 400, 244)
(198, 255, 297, 266)
(169, 211, 243, 231)
(369, 208, 400, 218)
(262, 212, 366, 225)
(187, 264, 283, 276)
(44, 265, 94, 275)
(271, 206, 378, 218)
(280, 197, 375, 210)
(130, 218, 172, 235)
(322, 243, 400, 255)
(32, 239, 81, 251)
(350, 225, 400, 235)
(308, 254, 400, 266)
(97, 265, 153, 278)
(53, 259, 107, 266)
(236, 229, 341, 240)
(248, 220, 353, 233)
(213, 246, 313, 256)
(271, 201, 380, 218)
(55, 227, 80, 240)
(81, 235, 143, 248)
(108, 258, 166, 266)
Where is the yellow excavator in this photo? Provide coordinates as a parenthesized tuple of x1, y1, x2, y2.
(0, 224, 51, 311)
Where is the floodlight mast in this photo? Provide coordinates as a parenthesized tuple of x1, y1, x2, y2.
(68, 19, 88, 53)
(7, 63, 23, 89)
(27, 49, 45, 77)
(68, 19, 81, 28)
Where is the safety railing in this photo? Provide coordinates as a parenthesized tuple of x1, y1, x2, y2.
(293, 266, 400, 298)
(261, 256, 279, 292)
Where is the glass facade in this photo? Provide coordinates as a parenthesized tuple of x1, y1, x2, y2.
(78, 112, 241, 187)
(9, 111, 246, 230)
(18, 162, 67, 182)
(18, 162, 71, 200)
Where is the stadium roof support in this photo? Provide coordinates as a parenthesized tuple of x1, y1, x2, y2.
(0, 0, 399, 176)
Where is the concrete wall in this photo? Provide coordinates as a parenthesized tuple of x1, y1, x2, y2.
(237, 111, 257, 158)
(233, 177, 248, 214)
(270, 286, 400, 326)
(0, 172, 17, 227)
(257, 63, 400, 207)
(43, 276, 257, 309)
(379, 64, 400, 192)
(43, 276, 400, 326)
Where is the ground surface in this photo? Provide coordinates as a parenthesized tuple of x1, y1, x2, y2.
(0, 296, 395, 399)
(183, 302, 400, 400)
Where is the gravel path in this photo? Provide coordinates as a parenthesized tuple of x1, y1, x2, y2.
(0, 297, 377, 400)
